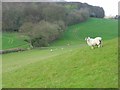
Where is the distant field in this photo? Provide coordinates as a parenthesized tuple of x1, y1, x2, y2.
(2, 33, 29, 50)
(2, 18, 118, 88)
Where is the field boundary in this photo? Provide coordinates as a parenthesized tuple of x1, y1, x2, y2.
(0, 48, 27, 54)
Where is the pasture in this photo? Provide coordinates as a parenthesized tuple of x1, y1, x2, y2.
(2, 18, 118, 88)
(50, 18, 117, 46)
(2, 33, 29, 50)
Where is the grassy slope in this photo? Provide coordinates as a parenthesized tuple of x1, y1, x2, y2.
(2, 33, 29, 50)
(2, 18, 118, 88)
(3, 39, 118, 88)
(50, 18, 118, 46)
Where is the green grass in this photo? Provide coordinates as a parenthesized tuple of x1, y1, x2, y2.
(2, 33, 29, 50)
(2, 39, 118, 88)
(50, 18, 118, 46)
(2, 18, 118, 88)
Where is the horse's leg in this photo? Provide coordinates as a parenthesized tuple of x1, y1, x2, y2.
(98, 45, 101, 48)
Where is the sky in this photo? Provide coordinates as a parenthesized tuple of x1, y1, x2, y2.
(66, 0, 119, 16)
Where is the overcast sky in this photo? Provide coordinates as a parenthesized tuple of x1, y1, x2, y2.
(66, 0, 119, 16)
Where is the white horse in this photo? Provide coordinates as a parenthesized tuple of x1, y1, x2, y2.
(85, 37, 102, 49)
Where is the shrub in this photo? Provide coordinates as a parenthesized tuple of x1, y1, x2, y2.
(19, 20, 63, 47)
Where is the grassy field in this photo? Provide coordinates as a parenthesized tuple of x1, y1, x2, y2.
(2, 33, 29, 50)
(2, 18, 118, 88)
(50, 18, 118, 46)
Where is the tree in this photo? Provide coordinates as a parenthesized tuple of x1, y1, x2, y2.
(66, 8, 89, 25)
(19, 21, 62, 47)
(42, 3, 67, 22)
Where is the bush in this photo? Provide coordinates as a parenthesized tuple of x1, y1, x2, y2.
(19, 20, 64, 47)
(53, 20, 66, 33)
(31, 37, 48, 47)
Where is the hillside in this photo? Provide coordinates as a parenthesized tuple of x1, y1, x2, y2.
(3, 39, 118, 88)
(2, 33, 29, 50)
(50, 18, 118, 46)
(2, 18, 118, 88)
(2, 18, 118, 49)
